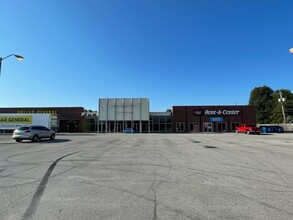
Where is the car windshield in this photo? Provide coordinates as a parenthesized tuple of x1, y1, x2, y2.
(17, 126, 30, 131)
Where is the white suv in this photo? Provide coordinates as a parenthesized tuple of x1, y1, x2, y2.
(12, 125, 55, 142)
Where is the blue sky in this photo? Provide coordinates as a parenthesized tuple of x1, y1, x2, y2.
(1, 0, 293, 111)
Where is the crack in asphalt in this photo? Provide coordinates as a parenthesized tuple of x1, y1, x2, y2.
(21, 151, 79, 220)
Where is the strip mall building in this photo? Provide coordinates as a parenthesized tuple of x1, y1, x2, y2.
(172, 105, 256, 133)
(0, 107, 84, 132)
(97, 98, 256, 133)
(0, 98, 256, 133)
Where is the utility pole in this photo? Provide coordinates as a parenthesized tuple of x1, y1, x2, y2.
(278, 90, 286, 123)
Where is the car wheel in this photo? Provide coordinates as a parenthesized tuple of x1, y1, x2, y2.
(236, 130, 239, 133)
(16, 139, 22, 142)
(50, 133, 55, 140)
(32, 135, 40, 142)
(246, 130, 250, 135)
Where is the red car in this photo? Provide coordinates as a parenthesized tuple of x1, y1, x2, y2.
(235, 124, 261, 135)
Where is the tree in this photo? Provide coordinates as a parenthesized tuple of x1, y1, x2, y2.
(249, 86, 293, 124)
(249, 86, 274, 123)
(270, 89, 293, 123)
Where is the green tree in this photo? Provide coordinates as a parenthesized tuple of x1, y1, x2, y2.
(249, 86, 274, 123)
(283, 91, 293, 123)
(270, 89, 293, 123)
(269, 90, 283, 123)
(249, 87, 293, 124)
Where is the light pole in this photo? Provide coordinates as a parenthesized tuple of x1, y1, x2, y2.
(0, 54, 24, 76)
(278, 90, 286, 124)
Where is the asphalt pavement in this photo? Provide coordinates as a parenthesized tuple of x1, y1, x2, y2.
(0, 133, 292, 220)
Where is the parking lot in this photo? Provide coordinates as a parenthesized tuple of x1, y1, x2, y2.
(0, 133, 292, 220)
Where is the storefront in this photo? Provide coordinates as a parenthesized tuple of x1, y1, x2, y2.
(149, 112, 172, 133)
(0, 107, 84, 132)
(0, 103, 258, 133)
(98, 98, 150, 133)
(172, 105, 256, 133)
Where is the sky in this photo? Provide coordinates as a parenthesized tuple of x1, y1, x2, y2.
(1, 0, 293, 112)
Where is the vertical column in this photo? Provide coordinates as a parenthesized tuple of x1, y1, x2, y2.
(106, 99, 108, 133)
(131, 98, 133, 130)
(123, 98, 125, 130)
(114, 99, 116, 132)
(97, 100, 100, 133)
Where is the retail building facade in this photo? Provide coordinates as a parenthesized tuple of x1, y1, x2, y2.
(0, 100, 257, 133)
(0, 107, 84, 132)
(172, 105, 256, 133)
(98, 98, 150, 133)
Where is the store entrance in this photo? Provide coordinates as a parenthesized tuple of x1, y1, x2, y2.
(189, 122, 199, 132)
(176, 122, 185, 133)
(133, 122, 140, 133)
(60, 120, 79, 132)
(116, 122, 123, 133)
(203, 123, 213, 132)
(217, 123, 227, 132)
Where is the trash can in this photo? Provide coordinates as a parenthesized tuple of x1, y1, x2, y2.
(273, 126, 284, 133)
(266, 126, 273, 133)
(260, 126, 267, 133)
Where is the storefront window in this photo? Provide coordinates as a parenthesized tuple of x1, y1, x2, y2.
(189, 122, 198, 132)
(159, 117, 166, 123)
(176, 122, 185, 132)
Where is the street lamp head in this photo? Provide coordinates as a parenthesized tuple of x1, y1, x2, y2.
(290, 48, 293, 53)
(0, 53, 24, 76)
(14, 54, 24, 60)
(1, 54, 24, 61)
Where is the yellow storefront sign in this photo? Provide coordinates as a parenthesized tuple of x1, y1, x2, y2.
(0, 116, 32, 124)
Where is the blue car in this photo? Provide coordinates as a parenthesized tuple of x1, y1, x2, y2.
(123, 128, 135, 133)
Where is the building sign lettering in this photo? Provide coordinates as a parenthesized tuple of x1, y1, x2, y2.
(204, 110, 240, 115)
(194, 109, 240, 116)
(0, 116, 32, 124)
(17, 110, 57, 114)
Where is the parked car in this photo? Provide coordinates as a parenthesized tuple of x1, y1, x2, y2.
(12, 125, 55, 142)
(235, 124, 261, 134)
(123, 128, 135, 133)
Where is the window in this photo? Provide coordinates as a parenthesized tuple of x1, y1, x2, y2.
(18, 126, 29, 131)
(203, 123, 213, 132)
(32, 126, 42, 130)
(189, 122, 198, 132)
(176, 122, 185, 132)
(231, 122, 240, 131)
(159, 117, 166, 123)
(217, 123, 226, 132)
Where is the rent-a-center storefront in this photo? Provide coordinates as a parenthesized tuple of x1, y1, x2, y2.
(172, 105, 256, 133)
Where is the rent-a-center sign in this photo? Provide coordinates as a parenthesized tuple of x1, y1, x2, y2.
(194, 109, 240, 116)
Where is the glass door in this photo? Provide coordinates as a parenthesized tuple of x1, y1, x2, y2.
(189, 122, 199, 132)
(116, 122, 123, 133)
(176, 122, 185, 133)
(217, 123, 226, 132)
(203, 122, 213, 132)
